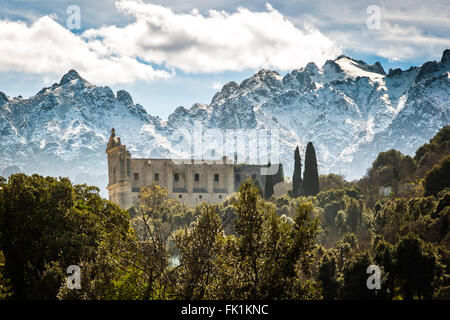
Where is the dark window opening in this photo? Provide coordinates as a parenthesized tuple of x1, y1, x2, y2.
(199, 195, 202, 199)
(214, 174, 219, 182)
(195, 173, 200, 181)
(154, 173, 159, 181)
(132, 187, 141, 193)
(219, 195, 222, 199)
(178, 195, 182, 199)
(174, 173, 179, 181)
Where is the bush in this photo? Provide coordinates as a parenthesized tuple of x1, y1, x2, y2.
(423, 156, 450, 196)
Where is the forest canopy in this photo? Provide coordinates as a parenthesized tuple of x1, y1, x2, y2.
(0, 126, 449, 300)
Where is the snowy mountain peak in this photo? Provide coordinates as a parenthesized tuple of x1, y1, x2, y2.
(335, 55, 385, 75)
(282, 69, 316, 91)
(239, 69, 283, 93)
(254, 69, 281, 79)
(59, 69, 86, 86)
(117, 90, 134, 107)
(373, 62, 386, 75)
(222, 81, 239, 93)
(211, 70, 284, 107)
(304, 62, 319, 76)
(191, 103, 209, 112)
(322, 59, 344, 81)
(0, 50, 448, 196)
(333, 56, 386, 81)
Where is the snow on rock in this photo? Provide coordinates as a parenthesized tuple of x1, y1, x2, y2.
(0, 51, 449, 197)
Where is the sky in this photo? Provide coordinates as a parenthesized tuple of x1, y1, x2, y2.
(0, 0, 449, 119)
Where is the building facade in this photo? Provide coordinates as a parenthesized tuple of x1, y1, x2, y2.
(106, 129, 278, 209)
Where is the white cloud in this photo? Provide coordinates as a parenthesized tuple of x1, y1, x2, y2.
(1, 0, 448, 86)
(0, 16, 172, 85)
(0, 1, 341, 84)
(83, 0, 341, 73)
(287, 1, 450, 63)
(328, 20, 450, 62)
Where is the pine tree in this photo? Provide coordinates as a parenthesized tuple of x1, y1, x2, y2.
(303, 142, 319, 196)
(264, 161, 274, 200)
(291, 146, 303, 197)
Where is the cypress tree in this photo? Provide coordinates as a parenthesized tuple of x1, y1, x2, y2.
(291, 146, 303, 197)
(303, 142, 319, 196)
(264, 161, 274, 200)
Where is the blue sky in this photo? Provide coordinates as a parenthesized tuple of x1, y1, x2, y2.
(0, 0, 449, 119)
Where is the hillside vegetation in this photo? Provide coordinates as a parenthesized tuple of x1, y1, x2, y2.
(0, 126, 449, 300)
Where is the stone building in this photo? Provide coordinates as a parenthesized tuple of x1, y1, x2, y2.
(105, 129, 282, 209)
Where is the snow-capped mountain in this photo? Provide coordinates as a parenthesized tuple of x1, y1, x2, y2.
(0, 50, 449, 196)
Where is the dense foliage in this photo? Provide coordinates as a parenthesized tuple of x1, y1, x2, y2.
(264, 162, 275, 200)
(0, 174, 134, 299)
(0, 126, 449, 300)
(303, 142, 320, 196)
(291, 146, 303, 198)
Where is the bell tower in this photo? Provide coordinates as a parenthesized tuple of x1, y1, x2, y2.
(105, 128, 132, 208)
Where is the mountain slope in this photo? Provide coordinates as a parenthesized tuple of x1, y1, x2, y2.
(0, 50, 449, 196)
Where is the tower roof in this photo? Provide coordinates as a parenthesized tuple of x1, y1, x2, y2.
(105, 128, 122, 152)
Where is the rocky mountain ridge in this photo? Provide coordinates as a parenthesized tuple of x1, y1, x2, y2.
(1, 50, 449, 196)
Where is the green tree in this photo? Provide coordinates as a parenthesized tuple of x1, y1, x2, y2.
(260, 199, 321, 299)
(291, 146, 303, 197)
(318, 251, 339, 300)
(374, 199, 409, 244)
(341, 251, 377, 299)
(395, 235, 437, 299)
(290, 200, 321, 277)
(414, 125, 450, 176)
(303, 142, 319, 196)
(233, 179, 265, 299)
(345, 197, 364, 232)
(0, 174, 132, 299)
(0, 250, 12, 299)
(408, 196, 437, 219)
(259, 206, 295, 299)
(130, 183, 179, 299)
(335, 209, 347, 235)
(423, 155, 450, 196)
(374, 239, 395, 299)
(209, 180, 321, 300)
(319, 174, 349, 192)
(368, 149, 417, 197)
(323, 201, 343, 227)
(174, 205, 223, 299)
(264, 162, 275, 200)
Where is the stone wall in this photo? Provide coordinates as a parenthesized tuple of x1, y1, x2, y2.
(105, 129, 282, 209)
